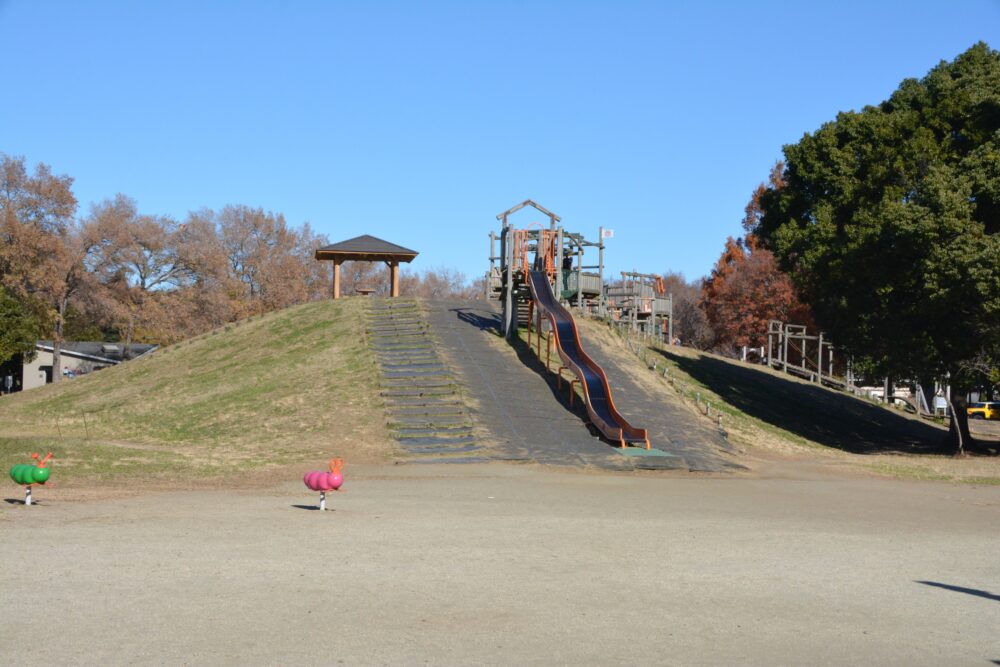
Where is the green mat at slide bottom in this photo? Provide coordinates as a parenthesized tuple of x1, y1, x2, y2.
(618, 447, 679, 458)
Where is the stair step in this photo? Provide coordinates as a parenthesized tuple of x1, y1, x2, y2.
(376, 352, 439, 359)
(381, 378, 455, 388)
(382, 371, 451, 380)
(389, 415, 470, 427)
(394, 435, 477, 446)
(380, 388, 457, 397)
(388, 406, 466, 416)
(377, 359, 441, 367)
(384, 396, 463, 405)
(371, 344, 435, 351)
(394, 426, 473, 436)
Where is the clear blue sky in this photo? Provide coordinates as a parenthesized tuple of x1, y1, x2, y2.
(2, 1, 998, 283)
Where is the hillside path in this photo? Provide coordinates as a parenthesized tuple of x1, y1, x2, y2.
(575, 322, 738, 472)
(424, 299, 734, 472)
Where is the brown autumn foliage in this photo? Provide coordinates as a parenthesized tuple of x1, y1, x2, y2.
(403, 266, 483, 300)
(334, 262, 482, 300)
(699, 161, 812, 357)
(82, 196, 228, 348)
(701, 235, 813, 356)
(0, 155, 83, 380)
(216, 205, 331, 315)
(0, 154, 483, 362)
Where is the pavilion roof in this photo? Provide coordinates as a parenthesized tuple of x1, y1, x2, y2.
(314, 235, 419, 263)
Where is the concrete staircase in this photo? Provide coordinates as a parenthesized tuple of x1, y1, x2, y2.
(366, 299, 488, 464)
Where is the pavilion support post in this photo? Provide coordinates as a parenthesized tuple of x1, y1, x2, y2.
(332, 260, 342, 300)
(389, 261, 400, 297)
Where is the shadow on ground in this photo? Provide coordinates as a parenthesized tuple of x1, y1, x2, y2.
(450, 307, 600, 436)
(654, 348, 951, 455)
(915, 581, 1000, 603)
(451, 307, 502, 334)
(508, 335, 598, 431)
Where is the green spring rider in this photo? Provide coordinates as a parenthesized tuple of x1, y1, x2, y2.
(10, 453, 53, 506)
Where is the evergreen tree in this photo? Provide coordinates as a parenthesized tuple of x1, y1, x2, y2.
(758, 43, 1000, 454)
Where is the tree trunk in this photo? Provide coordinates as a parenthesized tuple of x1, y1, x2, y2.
(52, 298, 66, 383)
(948, 393, 974, 457)
(125, 309, 135, 359)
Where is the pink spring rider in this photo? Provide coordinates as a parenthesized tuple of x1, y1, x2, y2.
(303, 459, 344, 511)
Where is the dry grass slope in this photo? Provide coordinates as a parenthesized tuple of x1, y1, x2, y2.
(0, 298, 391, 485)
(578, 317, 1000, 484)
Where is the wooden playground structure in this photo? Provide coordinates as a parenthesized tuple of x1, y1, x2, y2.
(766, 319, 841, 388)
(764, 319, 954, 417)
(486, 200, 606, 319)
(488, 200, 651, 449)
(483, 201, 964, 436)
(486, 200, 674, 344)
(605, 271, 673, 343)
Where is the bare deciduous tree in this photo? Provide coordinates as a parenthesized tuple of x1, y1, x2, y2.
(661, 272, 714, 350)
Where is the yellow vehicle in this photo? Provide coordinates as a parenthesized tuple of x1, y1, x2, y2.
(967, 401, 1000, 420)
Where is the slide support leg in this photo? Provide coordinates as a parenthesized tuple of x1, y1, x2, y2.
(536, 311, 542, 357)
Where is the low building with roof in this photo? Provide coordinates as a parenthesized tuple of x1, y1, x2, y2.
(0, 341, 158, 393)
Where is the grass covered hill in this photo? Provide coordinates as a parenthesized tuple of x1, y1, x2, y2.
(576, 318, 1000, 484)
(0, 298, 389, 484)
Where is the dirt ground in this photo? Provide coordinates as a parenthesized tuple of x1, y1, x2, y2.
(971, 418, 1000, 441)
(2, 458, 998, 666)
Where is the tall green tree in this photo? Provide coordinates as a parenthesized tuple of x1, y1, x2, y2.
(0, 286, 41, 365)
(757, 43, 1000, 455)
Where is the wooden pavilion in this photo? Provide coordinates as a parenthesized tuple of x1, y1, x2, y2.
(314, 235, 419, 299)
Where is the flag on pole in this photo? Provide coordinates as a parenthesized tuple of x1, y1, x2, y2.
(602, 229, 614, 239)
